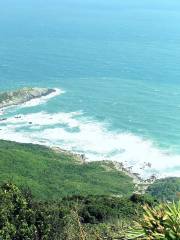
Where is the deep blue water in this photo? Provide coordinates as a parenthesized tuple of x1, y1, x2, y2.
(0, 0, 180, 177)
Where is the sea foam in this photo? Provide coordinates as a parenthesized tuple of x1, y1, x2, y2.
(0, 110, 180, 179)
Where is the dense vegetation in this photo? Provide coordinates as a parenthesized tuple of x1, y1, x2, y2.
(147, 177, 180, 202)
(1, 183, 179, 240)
(0, 183, 155, 240)
(0, 140, 134, 200)
(0, 140, 180, 239)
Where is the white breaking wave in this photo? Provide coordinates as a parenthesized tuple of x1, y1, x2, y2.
(0, 111, 180, 179)
(18, 88, 65, 108)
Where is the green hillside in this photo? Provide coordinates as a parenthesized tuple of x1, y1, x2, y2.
(0, 140, 180, 239)
(146, 177, 180, 202)
(0, 140, 134, 200)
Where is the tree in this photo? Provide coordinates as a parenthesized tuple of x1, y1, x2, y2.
(0, 183, 36, 240)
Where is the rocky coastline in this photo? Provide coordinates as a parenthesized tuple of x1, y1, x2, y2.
(51, 146, 156, 194)
(0, 87, 56, 109)
(0, 87, 156, 194)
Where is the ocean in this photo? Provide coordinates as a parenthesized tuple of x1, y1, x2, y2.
(0, 0, 180, 178)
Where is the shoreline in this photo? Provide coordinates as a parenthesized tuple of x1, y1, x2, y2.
(51, 145, 156, 193)
(0, 134, 157, 193)
(0, 87, 58, 110)
(0, 87, 171, 186)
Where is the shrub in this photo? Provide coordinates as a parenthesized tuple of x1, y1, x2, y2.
(127, 201, 180, 239)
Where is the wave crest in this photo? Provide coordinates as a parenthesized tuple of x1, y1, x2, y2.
(0, 111, 180, 179)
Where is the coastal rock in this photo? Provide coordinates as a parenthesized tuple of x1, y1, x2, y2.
(0, 87, 56, 109)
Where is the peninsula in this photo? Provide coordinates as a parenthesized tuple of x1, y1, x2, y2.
(0, 87, 56, 109)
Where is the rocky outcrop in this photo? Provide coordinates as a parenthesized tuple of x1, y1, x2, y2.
(0, 87, 56, 109)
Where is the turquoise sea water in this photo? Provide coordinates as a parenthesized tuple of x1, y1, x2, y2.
(0, 0, 180, 177)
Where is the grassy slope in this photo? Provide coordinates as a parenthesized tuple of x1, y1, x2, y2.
(0, 140, 134, 200)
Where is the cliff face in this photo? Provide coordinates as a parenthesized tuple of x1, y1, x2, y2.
(0, 87, 56, 108)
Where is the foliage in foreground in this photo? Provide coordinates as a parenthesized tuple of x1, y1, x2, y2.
(0, 182, 180, 240)
(0, 183, 144, 240)
(127, 201, 180, 240)
(0, 183, 85, 240)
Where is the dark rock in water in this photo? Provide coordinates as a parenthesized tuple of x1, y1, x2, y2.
(29, 122, 32, 124)
(0, 118, 7, 121)
(15, 116, 22, 119)
(0, 87, 56, 109)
